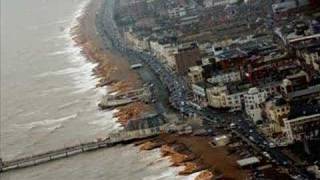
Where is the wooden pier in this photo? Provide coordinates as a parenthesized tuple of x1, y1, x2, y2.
(0, 125, 169, 173)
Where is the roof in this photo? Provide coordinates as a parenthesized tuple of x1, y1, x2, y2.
(237, 157, 260, 167)
(289, 33, 320, 43)
(178, 42, 198, 51)
(194, 82, 214, 89)
(215, 48, 246, 61)
(274, 97, 287, 106)
(289, 101, 320, 119)
(288, 84, 320, 99)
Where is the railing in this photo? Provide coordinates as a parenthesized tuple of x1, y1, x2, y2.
(0, 125, 169, 173)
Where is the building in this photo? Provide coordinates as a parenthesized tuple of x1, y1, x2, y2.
(300, 48, 320, 71)
(207, 71, 241, 84)
(206, 84, 246, 111)
(225, 91, 245, 111)
(168, 7, 187, 18)
(206, 85, 229, 108)
(124, 30, 150, 51)
(174, 43, 201, 75)
(295, 41, 320, 71)
(188, 66, 204, 84)
(284, 113, 320, 143)
(244, 87, 268, 123)
(265, 97, 291, 134)
(192, 82, 212, 107)
(282, 101, 320, 143)
(214, 49, 247, 71)
(285, 84, 320, 102)
(149, 38, 177, 67)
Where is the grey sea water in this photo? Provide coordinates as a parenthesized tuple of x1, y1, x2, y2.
(0, 0, 201, 179)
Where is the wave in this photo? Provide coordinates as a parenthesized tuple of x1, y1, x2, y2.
(47, 124, 64, 132)
(36, 0, 106, 96)
(18, 113, 78, 130)
(88, 110, 123, 132)
(57, 100, 81, 110)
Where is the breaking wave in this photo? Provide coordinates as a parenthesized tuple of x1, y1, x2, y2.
(19, 113, 78, 130)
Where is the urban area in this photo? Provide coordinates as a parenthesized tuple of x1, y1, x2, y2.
(109, 0, 320, 179)
(1, 0, 320, 179)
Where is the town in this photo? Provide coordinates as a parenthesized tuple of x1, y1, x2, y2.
(110, 0, 320, 179)
(1, 0, 319, 179)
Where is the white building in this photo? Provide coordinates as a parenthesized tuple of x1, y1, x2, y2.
(124, 31, 150, 51)
(244, 88, 268, 123)
(206, 85, 245, 111)
(149, 40, 177, 67)
(188, 66, 204, 84)
(206, 85, 228, 108)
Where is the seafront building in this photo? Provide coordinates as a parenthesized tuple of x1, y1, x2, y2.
(115, 0, 320, 159)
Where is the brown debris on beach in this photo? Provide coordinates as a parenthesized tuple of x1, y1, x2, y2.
(70, 0, 153, 125)
(195, 170, 214, 180)
(138, 134, 249, 179)
(114, 102, 153, 126)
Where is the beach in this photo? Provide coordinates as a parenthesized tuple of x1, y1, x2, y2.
(70, 0, 252, 179)
(137, 134, 250, 180)
(71, 0, 154, 126)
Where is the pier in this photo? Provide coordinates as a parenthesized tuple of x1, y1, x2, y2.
(0, 125, 170, 173)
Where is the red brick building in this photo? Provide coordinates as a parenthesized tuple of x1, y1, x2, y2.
(174, 43, 201, 75)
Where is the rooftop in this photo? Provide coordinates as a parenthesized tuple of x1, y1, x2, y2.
(215, 48, 247, 61)
(288, 84, 320, 99)
(289, 101, 320, 120)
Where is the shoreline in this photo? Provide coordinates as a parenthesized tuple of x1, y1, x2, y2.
(70, 0, 153, 126)
(137, 134, 249, 180)
(72, 1, 249, 179)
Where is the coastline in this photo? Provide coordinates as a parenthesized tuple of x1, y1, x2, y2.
(70, 1, 249, 179)
(70, 0, 153, 126)
(137, 134, 249, 180)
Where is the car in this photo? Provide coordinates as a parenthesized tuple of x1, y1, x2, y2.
(269, 142, 276, 148)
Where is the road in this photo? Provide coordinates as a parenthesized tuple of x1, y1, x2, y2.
(95, 1, 313, 179)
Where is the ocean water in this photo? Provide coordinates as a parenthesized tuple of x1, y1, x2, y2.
(0, 0, 199, 179)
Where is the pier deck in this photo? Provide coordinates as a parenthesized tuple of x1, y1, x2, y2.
(0, 125, 169, 173)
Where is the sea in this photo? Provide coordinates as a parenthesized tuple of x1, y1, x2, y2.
(0, 0, 201, 179)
